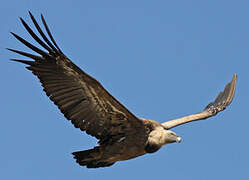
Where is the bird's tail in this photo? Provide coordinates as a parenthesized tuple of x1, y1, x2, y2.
(72, 147, 115, 168)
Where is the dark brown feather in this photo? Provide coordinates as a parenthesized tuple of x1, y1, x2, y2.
(28, 11, 59, 54)
(10, 32, 50, 58)
(20, 17, 54, 55)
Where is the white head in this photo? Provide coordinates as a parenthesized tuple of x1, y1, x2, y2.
(163, 130, 182, 145)
(146, 127, 182, 153)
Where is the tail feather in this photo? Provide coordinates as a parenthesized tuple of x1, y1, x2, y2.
(72, 147, 115, 168)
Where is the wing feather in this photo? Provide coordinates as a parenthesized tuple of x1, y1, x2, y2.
(162, 74, 237, 129)
(10, 12, 146, 142)
(28, 12, 59, 54)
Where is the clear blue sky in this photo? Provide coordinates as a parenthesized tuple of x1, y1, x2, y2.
(1, 1, 248, 179)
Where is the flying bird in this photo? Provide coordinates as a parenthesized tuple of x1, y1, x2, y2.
(9, 12, 237, 168)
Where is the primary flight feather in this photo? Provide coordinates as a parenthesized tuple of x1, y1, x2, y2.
(9, 12, 237, 168)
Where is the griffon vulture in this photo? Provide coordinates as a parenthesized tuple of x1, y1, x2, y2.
(9, 12, 237, 168)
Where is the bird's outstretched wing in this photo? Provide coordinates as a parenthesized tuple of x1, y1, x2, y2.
(9, 12, 146, 141)
(162, 74, 237, 129)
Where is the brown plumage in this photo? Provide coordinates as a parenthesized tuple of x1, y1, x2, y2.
(9, 12, 237, 168)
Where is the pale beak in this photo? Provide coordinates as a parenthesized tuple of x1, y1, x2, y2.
(176, 136, 182, 143)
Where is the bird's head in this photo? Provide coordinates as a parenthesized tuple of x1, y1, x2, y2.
(163, 130, 182, 144)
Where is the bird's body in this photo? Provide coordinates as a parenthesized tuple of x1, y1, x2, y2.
(73, 119, 180, 167)
(10, 12, 237, 168)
